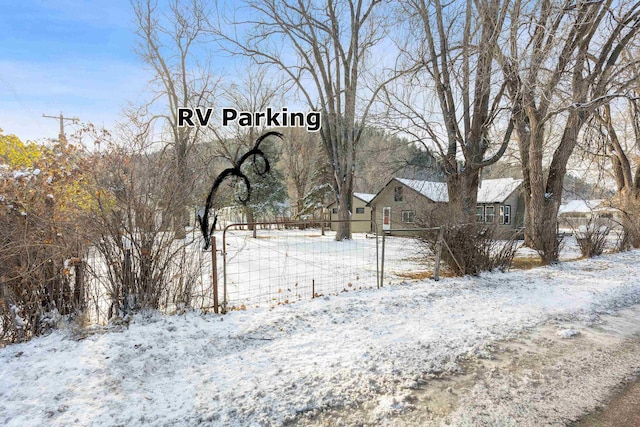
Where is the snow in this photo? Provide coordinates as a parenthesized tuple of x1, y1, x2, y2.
(557, 328, 580, 338)
(395, 178, 448, 202)
(393, 177, 523, 204)
(559, 199, 621, 216)
(3, 250, 640, 425)
(559, 199, 602, 215)
(353, 192, 375, 203)
(477, 178, 522, 204)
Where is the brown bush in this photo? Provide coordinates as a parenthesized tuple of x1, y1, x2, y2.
(85, 142, 205, 321)
(571, 218, 610, 258)
(417, 206, 517, 276)
(1, 141, 92, 345)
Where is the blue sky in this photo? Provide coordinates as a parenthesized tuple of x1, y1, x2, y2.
(0, 0, 385, 144)
(0, 0, 153, 142)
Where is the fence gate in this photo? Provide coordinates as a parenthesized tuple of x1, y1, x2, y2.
(216, 219, 379, 312)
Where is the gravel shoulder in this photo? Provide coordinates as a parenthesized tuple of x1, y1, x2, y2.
(305, 304, 640, 426)
(573, 372, 640, 426)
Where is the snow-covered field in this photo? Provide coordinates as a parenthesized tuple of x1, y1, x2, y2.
(221, 229, 381, 308)
(2, 248, 640, 426)
(85, 228, 425, 317)
(82, 226, 614, 319)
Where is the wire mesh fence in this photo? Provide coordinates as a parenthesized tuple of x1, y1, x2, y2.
(80, 220, 449, 322)
(81, 221, 382, 321)
(220, 220, 379, 310)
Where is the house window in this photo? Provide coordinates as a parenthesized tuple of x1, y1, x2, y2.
(355, 207, 365, 214)
(476, 206, 485, 223)
(500, 205, 511, 225)
(332, 208, 338, 214)
(394, 186, 403, 202)
(485, 206, 495, 224)
(402, 210, 416, 223)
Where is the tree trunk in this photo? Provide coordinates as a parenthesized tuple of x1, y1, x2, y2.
(527, 198, 561, 264)
(445, 169, 480, 225)
(621, 190, 640, 248)
(174, 208, 187, 240)
(336, 172, 353, 241)
(245, 206, 255, 231)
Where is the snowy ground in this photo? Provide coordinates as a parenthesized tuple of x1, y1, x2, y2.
(84, 228, 426, 319)
(82, 226, 614, 320)
(2, 248, 640, 425)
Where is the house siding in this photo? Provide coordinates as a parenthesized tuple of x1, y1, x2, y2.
(476, 190, 524, 238)
(328, 195, 373, 233)
(370, 179, 445, 236)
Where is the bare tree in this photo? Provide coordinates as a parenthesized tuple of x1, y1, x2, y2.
(132, 0, 219, 238)
(594, 96, 640, 247)
(499, 0, 640, 263)
(217, 0, 397, 240)
(385, 0, 514, 222)
(278, 126, 323, 218)
(214, 65, 287, 229)
(353, 128, 438, 192)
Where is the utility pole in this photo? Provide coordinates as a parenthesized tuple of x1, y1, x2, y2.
(42, 112, 79, 143)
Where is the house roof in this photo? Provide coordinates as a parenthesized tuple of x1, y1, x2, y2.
(395, 178, 449, 202)
(327, 192, 376, 208)
(477, 178, 523, 203)
(558, 199, 618, 215)
(386, 177, 523, 204)
(353, 192, 375, 203)
(559, 200, 596, 215)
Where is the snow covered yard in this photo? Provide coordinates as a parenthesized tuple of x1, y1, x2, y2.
(2, 250, 640, 426)
(83, 228, 427, 319)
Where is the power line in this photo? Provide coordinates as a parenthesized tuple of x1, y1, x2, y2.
(0, 70, 49, 136)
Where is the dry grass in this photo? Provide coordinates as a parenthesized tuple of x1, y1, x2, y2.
(394, 269, 457, 280)
(511, 256, 545, 270)
(394, 270, 434, 280)
(511, 255, 585, 270)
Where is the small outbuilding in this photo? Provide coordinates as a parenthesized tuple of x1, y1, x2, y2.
(327, 192, 375, 233)
(558, 199, 621, 230)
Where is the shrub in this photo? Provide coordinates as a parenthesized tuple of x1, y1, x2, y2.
(414, 203, 517, 276)
(423, 223, 518, 276)
(1, 133, 92, 344)
(86, 141, 206, 321)
(572, 219, 610, 257)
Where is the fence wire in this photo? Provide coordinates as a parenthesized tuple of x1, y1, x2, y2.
(81, 221, 442, 322)
(221, 221, 379, 310)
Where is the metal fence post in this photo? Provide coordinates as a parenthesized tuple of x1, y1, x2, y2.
(380, 232, 385, 288)
(373, 220, 380, 289)
(434, 227, 443, 281)
(211, 236, 219, 314)
(222, 229, 228, 314)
